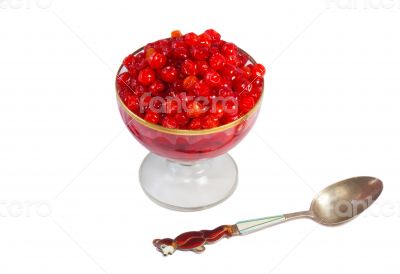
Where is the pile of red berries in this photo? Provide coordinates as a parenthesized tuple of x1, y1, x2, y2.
(116, 29, 265, 130)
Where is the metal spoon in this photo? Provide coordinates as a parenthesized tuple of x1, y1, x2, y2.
(153, 176, 383, 256)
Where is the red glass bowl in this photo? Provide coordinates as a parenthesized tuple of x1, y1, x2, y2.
(116, 49, 262, 162)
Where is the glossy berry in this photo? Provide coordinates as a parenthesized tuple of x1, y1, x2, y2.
(239, 96, 255, 112)
(163, 99, 179, 115)
(148, 80, 165, 95)
(183, 75, 199, 91)
(204, 29, 221, 42)
(186, 101, 204, 118)
(138, 68, 156, 86)
(198, 33, 212, 47)
(252, 63, 266, 77)
(209, 53, 226, 70)
(188, 117, 202, 129)
(184, 32, 199, 46)
(162, 116, 178, 128)
(124, 95, 140, 113)
(193, 81, 210, 97)
(144, 110, 160, 124)
(160, 66, 178, 83)
(202, 115, 219, 129)
(204, 70, 222, 87)
(175, 113, 189, 126)
(181, 59, 197, 76)
(116, 72, 131, 91)
(191, 45, 209, 60)
(221, 42, 238, 56)
(148, 52, 167, 69)
(210, 102, 224, 119)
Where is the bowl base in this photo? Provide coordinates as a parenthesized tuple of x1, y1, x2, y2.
(139, 153, 238, 211)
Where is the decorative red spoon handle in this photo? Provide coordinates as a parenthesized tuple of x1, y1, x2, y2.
(153, 224, 239, 255)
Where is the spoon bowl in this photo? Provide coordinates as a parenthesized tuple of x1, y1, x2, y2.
(310, 176, 383, 225)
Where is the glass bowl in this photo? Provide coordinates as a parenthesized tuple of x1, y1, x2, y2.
(116, 47, 263, 211)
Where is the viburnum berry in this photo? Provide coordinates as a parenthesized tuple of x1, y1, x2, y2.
(204, 29, 221, 42)
(204, 70, 222, 87)
(188, 117, 202, 129)
(162, 115, 178, 128)
(252, 63, 266, 77)
(160, 66, 178, 83)
(239, 95, 255, 112)
(184, 32, 199, 46)
(148, 52, 167, 69)
(181, 59, 197, 76)
(138, 68, 155, 86)
(116, 72, 131, 92)
(144, 110, 160, 124)
(221, 42, 238, 56)
(148, 80, 165, 95)
(209, 53, 226, 70)
(202, 114, 219, 129)
(183, 75, 199, 91)
(191, 45, 209, 60)
(186, 101, 204, 118)
(175, 113, 189, 126)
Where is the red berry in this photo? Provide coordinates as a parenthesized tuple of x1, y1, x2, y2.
(204, 29, 221, 42)
(184, 32, 199, 46)
(241, 66, 252, 79)
(163, 99, 179, 115)
(223, 98, 239, 116)
(204, 70, 222, 87)
(172, 47, 189, 59)
(210, 102, 224, 119)
(175, 113, 189, 126)
(148, 52, 167, 69)
(252, 63, 266, 77)
(198, 33, 212, 47)
(193, 80, 211, 97)
(116, 72, 131, 92)
(124, 95, 140, 113)
(218, 86, 234, 98)
(188, 117, 202, 130)
(209, 53, 226, 70)
(221, 64, 237, 81)
(202, 115, 219, 129)
(123, 54, 136, 71)
(181, 59, 197, 76)
(233, 78, 252, 94)
(239, 95, 255, 112)
(221, 42, 238, 56)
(191, 45, 209, 61)
(144, 110, 160, 124)
(196, 61, 210, 76)
(183, 75, 199, 91)
(186, 101, 204, 118)
(162, 116, 178, 128)
(160, 66, 178, 83)
(138, 68, 156, 86)
(148, 80, 165, 95)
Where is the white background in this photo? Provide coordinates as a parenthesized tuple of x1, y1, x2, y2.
(1, 0, 400, 273)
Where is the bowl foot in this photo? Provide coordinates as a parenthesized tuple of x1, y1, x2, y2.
(139, 153, 238, 211)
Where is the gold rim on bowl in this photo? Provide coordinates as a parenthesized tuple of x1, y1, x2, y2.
(116, 46, 264, 136)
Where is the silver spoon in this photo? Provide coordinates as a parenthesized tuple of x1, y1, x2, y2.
(153, 176, 383, 256)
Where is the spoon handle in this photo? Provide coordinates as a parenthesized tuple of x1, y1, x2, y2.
(153, 211, 310, 256)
